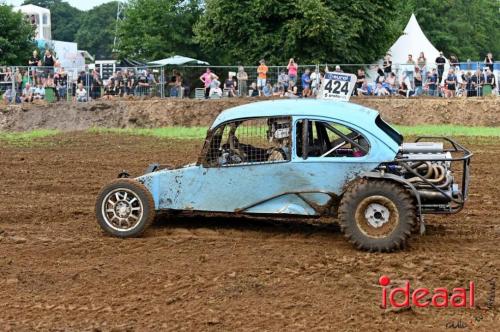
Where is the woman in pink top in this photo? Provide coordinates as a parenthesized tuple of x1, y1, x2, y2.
(287, 58, 298, 85)
(200, 68, 216, 99)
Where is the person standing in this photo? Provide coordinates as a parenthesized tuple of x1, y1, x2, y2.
(414, 67, 423, 96)
(236, 66, 248, 97)
(355, 68, 366, 96)
(383, 53, 392, 77)
(484, 52, 494, 72)
(426, 69, 438, 96)
(257, 59, 268, 96)
(287, 58, 298, 85)
(449, 55, 459, 70)
(405, 54, 415, 88)
(301, 69, 312, 97)
(310, 68, 320, 96)
(445, 68, 457, 98)
(483, 68, 496, 96)
(200, 68, 216, 99)
(435, 51, 446, 83)
(43, 50, 55, 75)
(91, 69, 102, 100)
(471, 69, 484, 97)
(417, 52, 427, 80)
(28, 50, 41, 79)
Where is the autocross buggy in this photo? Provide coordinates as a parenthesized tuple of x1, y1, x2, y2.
(95, 99, 472, 252)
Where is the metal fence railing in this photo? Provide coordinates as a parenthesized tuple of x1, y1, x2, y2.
(1, 61, 498, 104)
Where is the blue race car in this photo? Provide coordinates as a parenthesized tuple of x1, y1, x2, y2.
(95, 99, 472, 251)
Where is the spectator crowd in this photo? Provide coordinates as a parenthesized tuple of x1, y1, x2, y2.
(1, 49, 498, 104)
(195, 52, 497, 100)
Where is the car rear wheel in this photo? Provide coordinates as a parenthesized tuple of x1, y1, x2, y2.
(95, 179, 155, 237)
(338, 180, 415, 252)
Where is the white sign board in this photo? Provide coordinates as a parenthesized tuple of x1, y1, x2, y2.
(319, 72, 357, 101)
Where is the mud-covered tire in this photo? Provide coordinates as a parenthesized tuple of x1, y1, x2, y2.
(338, 180, 416, 252)
(95, 178, 155, 237)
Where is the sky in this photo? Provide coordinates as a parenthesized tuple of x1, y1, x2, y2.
(5, 0, 116, 11)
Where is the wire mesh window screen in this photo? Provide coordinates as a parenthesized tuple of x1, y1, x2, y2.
(296, 120, 370, 158)
(204, 116, 292, 167)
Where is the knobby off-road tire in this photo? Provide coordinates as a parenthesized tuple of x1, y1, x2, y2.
(95, 178, 155, 237)
(338, 180, 416, 252)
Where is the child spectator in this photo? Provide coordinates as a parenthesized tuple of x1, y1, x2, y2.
(310, 68, 320, 96)
(301, 69, 312, 97)
(257, 59, 268, 96)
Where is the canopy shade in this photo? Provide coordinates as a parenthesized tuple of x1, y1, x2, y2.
(149, 55, 209, 66)
(387, 13, 446, 66)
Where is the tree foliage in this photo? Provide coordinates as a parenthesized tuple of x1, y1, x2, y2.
(23, 0, 82, 42)
(75, 2, 117, 60)
(194, 0, 400, 65)
(116, 0, 202, 61)
(0, 5, 36, 65)
(394, 0, 499, 60)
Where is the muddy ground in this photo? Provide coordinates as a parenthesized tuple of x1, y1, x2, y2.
(1, 97, 499, 131)
(0, 133, 498, 331)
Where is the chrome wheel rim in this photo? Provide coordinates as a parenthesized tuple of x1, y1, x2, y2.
(101, 188, 143, 232)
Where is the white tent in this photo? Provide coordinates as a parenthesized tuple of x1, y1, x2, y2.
(368, 14, 449, 84)
(149, 55, 209, 66)
(388, 13, 445, 67)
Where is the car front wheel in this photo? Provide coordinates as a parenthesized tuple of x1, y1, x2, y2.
(95, 179, 155, 237)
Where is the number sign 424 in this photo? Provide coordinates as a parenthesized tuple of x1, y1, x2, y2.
(320, 72, 357, 101)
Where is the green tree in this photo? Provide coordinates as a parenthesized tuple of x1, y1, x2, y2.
(194, 0, 400, 65)
(75, 1, 117, 59)
(0, 5, 36, 65)
(394, 0, 500, 60)
(116, 0, 202, 61)
(23, 0, 82, 42)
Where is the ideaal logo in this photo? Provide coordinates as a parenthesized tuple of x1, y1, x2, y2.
(379, 275, 475, 308)
(379, 276, 497, 329)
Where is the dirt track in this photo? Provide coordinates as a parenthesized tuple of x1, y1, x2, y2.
(1, 97, 499, 131)
(0, 133, 498, 331)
